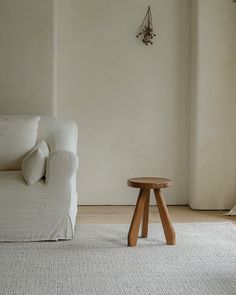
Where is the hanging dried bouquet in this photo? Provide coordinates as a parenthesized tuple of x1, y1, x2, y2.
(136, 6, 156, 46)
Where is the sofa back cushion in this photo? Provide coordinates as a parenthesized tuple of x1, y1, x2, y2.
(37, 116, 78, 154)
(0, 115, 40, 170)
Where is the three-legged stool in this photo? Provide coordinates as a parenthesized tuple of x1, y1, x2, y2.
(127, 177, 176, 247)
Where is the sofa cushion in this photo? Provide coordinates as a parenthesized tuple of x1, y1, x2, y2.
(0, 115, 40, 170)
(22, 140, 49, 185)
(0, 171, 47, 215)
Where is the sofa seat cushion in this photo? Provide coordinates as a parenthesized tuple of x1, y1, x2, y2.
(0, 171, 47, 215)
(0, 115, 40, 170)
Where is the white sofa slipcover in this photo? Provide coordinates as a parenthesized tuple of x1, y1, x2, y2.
(0, 116, 78, 241)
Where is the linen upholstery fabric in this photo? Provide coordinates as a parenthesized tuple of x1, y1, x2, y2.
(0, 115, 40, 170)
(22, 140, 49, 185)
(0, 116, 78, 241)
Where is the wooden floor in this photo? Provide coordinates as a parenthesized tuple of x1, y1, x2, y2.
(77, 205, 236, 225)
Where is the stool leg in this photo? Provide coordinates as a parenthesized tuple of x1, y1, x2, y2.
(154, 189, 176, 245)
(128, 188, 146, 247)
(141, 189, 150, 238)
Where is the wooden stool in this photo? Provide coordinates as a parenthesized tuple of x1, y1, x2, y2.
(127, 177, 176, 247)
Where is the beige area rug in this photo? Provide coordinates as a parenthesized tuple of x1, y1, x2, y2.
(0, 223, 236, 295)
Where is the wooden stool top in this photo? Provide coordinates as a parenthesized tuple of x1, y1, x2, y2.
(127, 177, 171, 189)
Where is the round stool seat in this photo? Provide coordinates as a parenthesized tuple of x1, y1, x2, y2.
(127, 177, 171, 189)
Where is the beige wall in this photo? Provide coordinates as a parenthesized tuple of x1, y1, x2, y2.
(1, 0, 235, 208)
(0, 0, 54, 115)
(56, 0, 191, 205)
(189, 0, 236, 209)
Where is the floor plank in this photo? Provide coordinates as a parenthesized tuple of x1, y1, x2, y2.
(77, 205, 236, 225)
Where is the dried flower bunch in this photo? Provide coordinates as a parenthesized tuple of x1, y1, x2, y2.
(136, 6, 156, 46)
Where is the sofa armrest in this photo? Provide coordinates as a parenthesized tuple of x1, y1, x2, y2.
(45, 150, 78, 184)
(45, 150, 78, 214)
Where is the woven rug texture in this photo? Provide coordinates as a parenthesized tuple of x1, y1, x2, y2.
(0, 222, 236, 295)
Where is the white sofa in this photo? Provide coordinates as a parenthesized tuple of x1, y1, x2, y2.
(0, 115, 78, 241)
